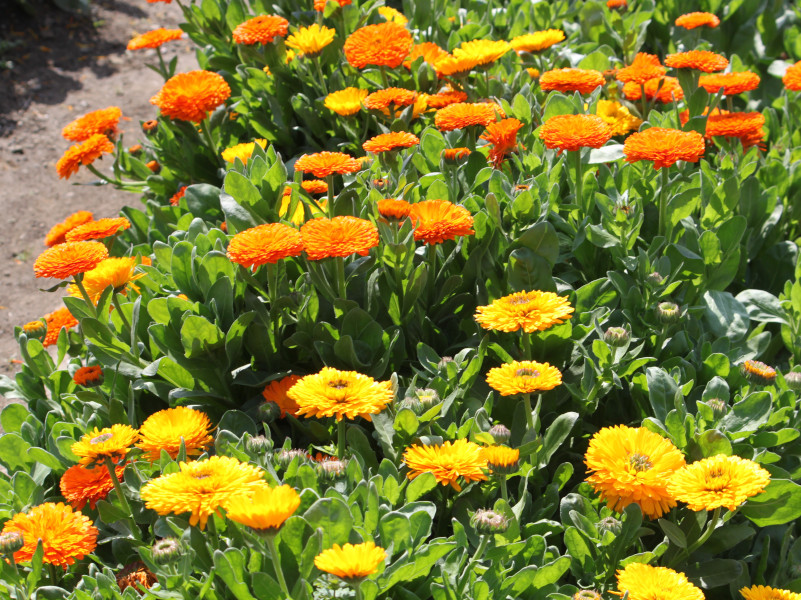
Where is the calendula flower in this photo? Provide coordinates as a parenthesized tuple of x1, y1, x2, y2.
(150, 71, 231, 123)
(483, 445, 520, 474)
(136, 407, 214, 462)
(45, 211, 94, 246)
(65, 217, 131, 242)
(454, 39, 511, 66)
(287, 367, 394, 421)
(313, 0, 350, 11)
(623, 127, 705, 169)
(434, 53, 480, 77)
(668, 454, 770, 511)
(67, 257, 142, 303)
(475, 290, 574, 332)
(665, 50, 728, 72)
(232, 15, 289, 45)
(622, 76, 684, 103)
(301, 180, 329, 194)
(324, 87, 368, 116)
(706, 111, 765, 139)
(363, 131, 420, 153)
(616, 53, 665, 84)
(43, 306, 78, 347)
(285, 24, 335, 56)
(442, 147, 471, 162)
(72, 424, 140, 466)
(540, 68, 605, 94)
(596, 100, 642, 136)
(170, 186, 187, 206)
(783, 61, 801, 91)
(510, 29, 565, 53)
(294, 151, 361, 178)
(408, 199, 474, 245)
(435, 102, 505, 131)
(300, 216, 379, 260)
(73, 365, 103, 386)
(62, 107, 122, 142)
(585, 425, 686, 519)
(486, 361, 563, 396)
(116, 562, 157, 593)
(699, 71, 760, 96)
(364, 88, 418, 113)
(60, 463, 125, 510)
(226, 223, 303, 269)
(56, 134, 115, 179)
(140, 456, 266, 529)
(404, 42, 448, 69)
(22, 319, 46, 338)
(539, 114, 613, 154)
(127, 28, 183, 50)
(34, 240, 109, 279)
(741, 359, 777, 385)
(344, 22, 412, 69)
(262, 375, 302, 418)
(377, 6, 407, 25)
(377, 199, 412, 220)
(221, 139, 268, 163)
(278, 193, 327, 226)
(617, 564, 704, 600)
(1, 503, 98, 567)
(741, 587, 801, 600)
(424, 89, 468, 108)
(481, 118, 523, 167)
(675, 12, 720, 29)
(403, 439, 488, 491)
(225, 484, 301, 532)
(607, 0, 627, 9)
(315, 542, 386, 581)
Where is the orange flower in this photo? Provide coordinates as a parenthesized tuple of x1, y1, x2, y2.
(665, 50, 728, 72)
(43, 307, 79, 347)
(142, 120, 158, 132)
(343, 22, 412, 69)
(539, 114, 613, 154)
(65, 217, 131, 242)
(404, 42, 448, 69)
(675, 12, 720, 29)
(262, 375, 302, 417)
(301, 180, 329, 194)
(363, 131, 420, 153)
(62, 107, 122, 142)
(313, 0, 351, 11)
(170, 186, 187, 206)
(294, 151, 361, 178)
(622, 77, 684, 103)
(441, 147, 471, 162)
(364, 88, 418, 112)
(60, 463, 125, 510)
(540, 68, 604, 94)
(377, 199, 412, 220)
(435, 102, 505, 131)
(232, 15, 289, 45)
(607, 0, 627, 8)
(424, 90, 468, 109)
(34, 241, 109, 279)
(703, 111, 765, 138)
(116, 562, 158, 594)
(481, 118, 523, 167)
(617, 53, 665, 84)
(434, 53, 479, 77)
(127, 28, 183, 50)
(150, 71, 231, 123)
(510, 29, 565, 53)
(45, 211, 94, 247)
(300, 216, 379, 260)
(408, 200, 474, 245)
(56, 134, 115, 180)
(73, 365, 103, 386)
(623, 127, 705, 169)
(783, 61, 801, 91)
(699, 72, 760, 96)
(227, 223, 303, 268)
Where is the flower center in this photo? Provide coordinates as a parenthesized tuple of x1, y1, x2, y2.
(506, 296, 532, 306)
(628, 453, 652, 472)
(703, 468, 730, 491)
(328, 380, 350, 390)
(192, 473, 211, 480)
(91, 433, 113, 444)
(515, 368, 540, 378)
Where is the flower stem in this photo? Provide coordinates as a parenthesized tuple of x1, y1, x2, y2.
(337, 419, 347, 459)
(156, 46, 170, 80)
(104, 457, 141, 541)
(426, 244, 437, 305)
(573, 149, 585, 215)
(456, 535, 489, 595)
(640, 83, 648, 120)
(658, 167, 670, 238)
(325, 174, 335, 218)
(335, 256, 347, 301)
(523, 393, 535, 432)
(266, 534, 293, 599)
(499, 476, 509, 503)
(200, 117, 223, 168)
(73, 275, 97, 318)
(112, 293, 132, 333)
(521, 331, 531, 360)
(686, 506, 722, 556)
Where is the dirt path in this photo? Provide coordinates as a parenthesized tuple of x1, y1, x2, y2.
(0, 0, 196, 381)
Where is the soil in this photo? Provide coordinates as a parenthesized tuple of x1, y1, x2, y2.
(0, 0, 196, 389)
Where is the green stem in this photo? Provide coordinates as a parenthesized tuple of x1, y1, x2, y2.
(73, 275, 97, 318)
(337, 419, 347, 459)
(48, 563, 59, 586)
(426, 244, 437, 304)
(112, 293, 131, 332)
(313, 57, 328, 96)
(353, 582, 364, 600)
(325, 174, 335, 218)
(266, 535, 293, 599)
(456, 535, 489, 595)
(574, 149, 585, 215)
(499, 476, 509, 503)
(200, 118, 223, 168)
(335, 256, 347, 300)
(156, 46, 170, 80)
(104, 457, 141, 541)
(85, 164, 147, 190)
(685, 506, 722, 556)
(379, 65, 389, 88)
(523, 393, 535, 432)
(726, 95, 734, 112)
(484, 69, 491, 98)
(658, 167, 669, 238)
(521, 331, 531, 360)
(640, 83, 648, 120)
(265, 263, 280, 350)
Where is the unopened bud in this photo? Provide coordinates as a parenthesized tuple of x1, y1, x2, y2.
(597, 516, 622, 536)
(398, 396, 423, 414)
(441, 148, 471, 166)
(21, 320, 46, 340)
(646, 272, 664, 287)
(247, 435, 271, 453)
(317, 458, 348, 480)
(706, 398, 728, 419)
(274, 448, 308, 468)
(142, 120, 158, 134)
(604, 326, 629, 347)
(372, 178, 389, 190)
(258, 401, 282, 424)
(151, 538, 180, 564)
(656, 302, 680, 324)
(489, 424, 511, 445)
(415, 388, 440, 407)
(437, 357, 454, 369)
(0, 532, 24, 555)
(784, 371, 801, 391)
(574, 591, 602, 600)
(741, 360, 777, 386)
(470, 509, 509, 534)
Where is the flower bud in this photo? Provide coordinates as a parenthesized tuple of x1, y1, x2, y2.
(274, 448, 308, 468)
(398, 396, 423, 414)
(147, 160, 161, 173)
(741, 360, 777, 386)
(489, 424, 511, 445)
(470, 509, 509, 534)
(597, 516, 622, 536)
(784, 371, 801, 391)
(142, 120, 158, 134)
(128, 144, 143, 155)
(706, 398, 728, 419)
(21, 319, 46, 340)
(246, 435, 271, 453)
(73, 365, 104, 388)
(257, 401, 282, 424)
(317, 458, 348, 481)
(441, 148, 471, 165)
(372, 178, 389, 191)
(574, 591, 602, 600)
(415, 388, 440, 407)
(437, 357, 454, 369)
(656, 301, 680, 324)
(151, 538, 181, 564)
(646, 272, 664, 287)
(604, 326, 629, 347)
(0, 532, 24, 555)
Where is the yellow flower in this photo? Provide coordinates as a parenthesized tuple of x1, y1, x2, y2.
(140, 456, 266, 529)
(585, 425, 686, 519)
(67, 257, 143, 304)
(596, 100, 642, 136)
(136, 407, 214, 462)
(71, 424, 140, 466)
(474, 290, 574, 333)
(285, 24, 336, 56)
(225, 484, 300, 532)
(616, 563, 704, 600)
(221, 139, 268, 163)
(482, 445, 520, 474)
(278, 194, 327, 225)
(741, 586, 801, 600)
(454, 39, 511, 67)
(377, 6, 408, 25)
(510, 29, 565, 53)
(324, 87, 369, 116)
(486, 361, 562, 396)
(403, 439, 488, 491)
(314, 542, 386, 581)
(287, 367, 394, 421)
(667, 454, 771, 511)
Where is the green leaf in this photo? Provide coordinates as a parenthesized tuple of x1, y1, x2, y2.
(180, 315, 225, 358)
(735, 289, 789, 325)
(0, 434, 31, 471)
(303, 497, 353, 548)
(539, 412, 578, 468)
(702, 291, 749, 341)
(683, 559, 743, 589)
(406, 472, 437, 503)
(213, 549, 256, 600)
(0, 403, 29, 434)
(719, 392, 771, 435)
(500, 557, 571, 594)
(516, 222, 559, 268)
(741, 479, 801, 526)
(658, 518, 687, 548)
